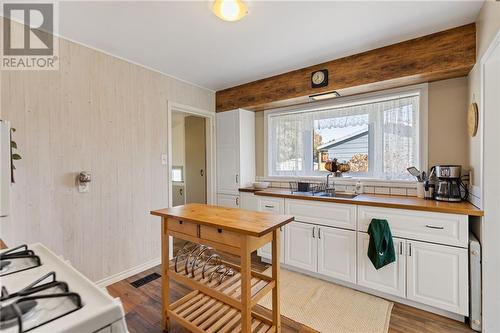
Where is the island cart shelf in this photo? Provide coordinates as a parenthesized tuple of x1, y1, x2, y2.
(151, 203, 294, 333)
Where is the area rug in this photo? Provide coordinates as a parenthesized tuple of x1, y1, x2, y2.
(258, 268, 393, 333)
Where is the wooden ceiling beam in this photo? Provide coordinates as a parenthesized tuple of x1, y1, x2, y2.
(216, 23, 476, 112)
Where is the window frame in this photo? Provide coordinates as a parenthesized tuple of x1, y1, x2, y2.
(264, 83, 428, 181)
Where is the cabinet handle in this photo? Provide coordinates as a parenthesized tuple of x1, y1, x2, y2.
(264, 205, 275, 208)
(318, 228, 321, 239)
(217, 228, 223, 233)
(426, 225, 444, 230)
(312, 226, 316, 238)
(399, 242, 403, 255)
(235, 197, 239, 206)
(408, 243, 412, 257)
(235, 174, 239, 183)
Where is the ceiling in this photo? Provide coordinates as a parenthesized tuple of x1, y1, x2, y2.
(57, 1, 483, 91)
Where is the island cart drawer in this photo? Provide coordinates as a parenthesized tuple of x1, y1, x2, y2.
(199, 225, 241, 249)
(167, 218, 198, 237)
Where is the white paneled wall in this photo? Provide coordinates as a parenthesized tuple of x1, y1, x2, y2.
(0, 27, 215, 282)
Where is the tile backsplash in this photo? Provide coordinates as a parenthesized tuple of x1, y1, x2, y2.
(255, 176, 418, 197)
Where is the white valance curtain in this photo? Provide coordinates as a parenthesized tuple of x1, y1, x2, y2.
(268, 95, 420, 179)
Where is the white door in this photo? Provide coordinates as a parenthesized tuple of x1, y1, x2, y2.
(216, 111, 239, 195)
(482, 32, 500, 331)
(407, 240, 468, 315)
(217, 194, 239, 208)
(357, 232, 406, 298)
(285, 222, 317, 271)
(317, 226, 356, 283)
(185, 116, 206, 204)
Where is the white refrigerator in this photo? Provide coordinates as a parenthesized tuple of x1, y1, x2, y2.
(0, 120, 11, 219)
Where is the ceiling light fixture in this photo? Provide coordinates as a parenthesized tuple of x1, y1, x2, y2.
(309, 91, 341, 101)
(212, 0, 248, 22)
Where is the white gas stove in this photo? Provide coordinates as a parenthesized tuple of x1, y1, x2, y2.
(0, 243, 128, 333)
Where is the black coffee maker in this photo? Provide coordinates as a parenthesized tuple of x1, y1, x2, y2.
(432, 165, 468, 202)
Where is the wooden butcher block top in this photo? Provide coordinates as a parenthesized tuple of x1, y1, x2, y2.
(151, 203, 294, 237)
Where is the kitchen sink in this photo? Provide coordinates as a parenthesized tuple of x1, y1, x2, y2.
(317, 192, 358, 199)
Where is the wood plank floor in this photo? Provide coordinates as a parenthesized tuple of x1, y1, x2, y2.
(108, 246, 474, 333)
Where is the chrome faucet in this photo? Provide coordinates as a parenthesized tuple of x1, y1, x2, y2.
(326, 173, 335, 192)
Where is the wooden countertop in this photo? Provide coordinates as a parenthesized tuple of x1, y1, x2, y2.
(240, 188, 484, 217)
(151, 203, 294, 237)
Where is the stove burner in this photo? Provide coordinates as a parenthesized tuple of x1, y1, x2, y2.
(0, 300, 38, 329)
(0, 272, 83, 333)
(0, 245, 41, 277)
(0, 260, 11, 273)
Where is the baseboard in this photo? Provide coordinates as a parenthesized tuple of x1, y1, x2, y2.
(95, 257, 161, 287)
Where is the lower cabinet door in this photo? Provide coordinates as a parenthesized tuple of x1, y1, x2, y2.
(357, 232, 406, 298)
(257, 227, 286, 264)
(317, 226, 356, 283)
(240, 193, 259, 211)
(217, 194, 239, 208)
(284, 222, 317, 271)
(407, 240, 468, 315)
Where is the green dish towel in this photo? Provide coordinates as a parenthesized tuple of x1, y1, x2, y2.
(367, 219, 396, 270)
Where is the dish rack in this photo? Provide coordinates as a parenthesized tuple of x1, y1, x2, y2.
(289, 181, 334, 195)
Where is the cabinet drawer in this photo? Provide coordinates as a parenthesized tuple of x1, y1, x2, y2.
(199, 225, 241, 249)
(357, 206, 468, 247)
(168, 218, 198, 237)
(285, 199, 356, 230)
(258, 197, 285, 214)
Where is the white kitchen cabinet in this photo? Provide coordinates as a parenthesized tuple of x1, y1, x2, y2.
(258, 197, 285, 214)
(285, 199, 356, 230)
(285, 222, 317, 271)
(217, 193, 239, 208)
(216, 109, 255, 195)
(357, 206, 468, 248)
(240, 192, 259, 211)
(257, 226, 286, 264)
(317, 226, 357, 283)
(407, 240, 468, 315)
(257, 196, 285, 262)
(357, 232, 406, 298)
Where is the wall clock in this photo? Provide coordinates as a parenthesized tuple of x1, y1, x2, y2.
(311, 69, 328, 88)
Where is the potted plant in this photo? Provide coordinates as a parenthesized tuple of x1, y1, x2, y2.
(10, 128, 21, 183)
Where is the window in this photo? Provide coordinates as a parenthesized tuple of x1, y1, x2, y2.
(266, 86, 426, 180)
(172, 166, 184, 182)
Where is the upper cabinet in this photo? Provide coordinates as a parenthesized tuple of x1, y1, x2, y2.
(216, 109, 255, 195)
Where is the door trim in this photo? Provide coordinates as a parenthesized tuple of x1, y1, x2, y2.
(167, 102, 216, 258)
(167, 102, 216, 207)
(479, 29, 500, 332)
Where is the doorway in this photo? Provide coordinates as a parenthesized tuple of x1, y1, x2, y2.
(171, 111, 207, 206)
(168, 102, 215, 259)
